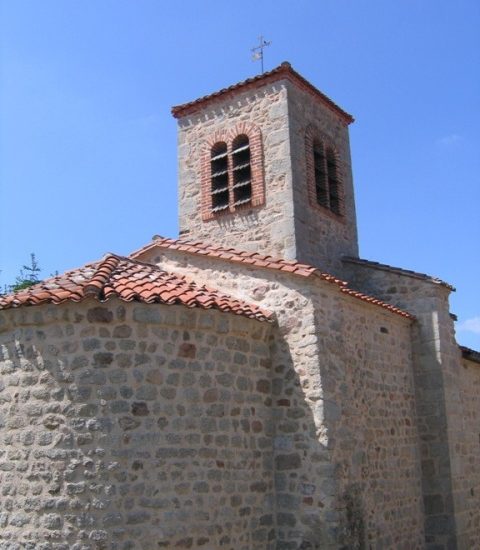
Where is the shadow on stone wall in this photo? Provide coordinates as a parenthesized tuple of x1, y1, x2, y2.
(0, 296, 425, 549)
(0, 303, 278, 549)
(269, 325, 349, 550)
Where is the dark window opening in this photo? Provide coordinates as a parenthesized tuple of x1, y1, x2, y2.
(232, 135, 252, 207)
(313, 142, 328, 208)
(327, 148, 340, 215)
(312, 140, 341, 216)
(211, 142, 229, 212)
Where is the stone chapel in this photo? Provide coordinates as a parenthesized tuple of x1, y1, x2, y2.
(0, 62, 479, 550)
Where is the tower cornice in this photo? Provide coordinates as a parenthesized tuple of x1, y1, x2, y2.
(171, 61, 354, 125)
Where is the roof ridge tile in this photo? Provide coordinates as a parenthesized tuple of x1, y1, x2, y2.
(130, 237, 414, 320)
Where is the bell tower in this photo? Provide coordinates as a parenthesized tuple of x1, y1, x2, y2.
(172, 62, 359, 277)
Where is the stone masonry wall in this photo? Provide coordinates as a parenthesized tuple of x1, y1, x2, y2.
(177, 80, 298, 260)
(142, 247, 335, 548)
(176, 78, 359, 278)
(455, 356, 480, 549)
(310, 291, 424, 548)
(140, 247, 425, 548)
(287, 81, 359, 277)
(0, 299, 274, 550)
(343, 260, 476, 549)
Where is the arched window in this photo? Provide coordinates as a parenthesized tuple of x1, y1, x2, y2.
(232, 135, 252, 207)
(201, 123, 264, 221)
(210, 142, 229, 213)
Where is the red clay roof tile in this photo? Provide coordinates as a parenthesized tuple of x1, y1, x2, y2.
(130, 236, 415, 320)
(131, 236, 345, 285)
(0, 254, 273, 323)
(339, 288, 413, 319)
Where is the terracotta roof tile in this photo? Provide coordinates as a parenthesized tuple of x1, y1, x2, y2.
(131, 236, 415, 320)
(131, 236, 346, 285)
(0, 254, 273, 323)
(343, 256, 454, 291)
(171, 62, 354, 125)
(340, 288, 413, 319)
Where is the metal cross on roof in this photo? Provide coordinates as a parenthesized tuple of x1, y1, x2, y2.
(251, 35, 271, 74)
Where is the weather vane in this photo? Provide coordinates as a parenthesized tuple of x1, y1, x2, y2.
(251, 35, 271, 74)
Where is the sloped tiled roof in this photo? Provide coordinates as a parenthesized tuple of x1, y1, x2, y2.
(343, 256, 454, 291)
(338, 287, 412, 318)
(131, 236, 414, 320)
(131, 236, 347, 284)
(0, 254, 274, 323)
(171, 62, 354, 125)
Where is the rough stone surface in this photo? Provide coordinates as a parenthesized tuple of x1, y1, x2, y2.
(344, 259, 480, 549)
(456, 355, 480, 548)
(0, 300, 274, 549)
(1, 66, 478, 550)
(177, 79, 358, 275)
(177, 81, 296, 261)
(287, 80, 359, 276)
(140, 245, 425, 549)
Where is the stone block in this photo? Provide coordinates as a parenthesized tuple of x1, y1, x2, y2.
(84, 307, 111, 324)
(275, 453, 301, 471)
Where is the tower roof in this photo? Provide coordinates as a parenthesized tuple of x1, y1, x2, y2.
(171, 62, 354, 125)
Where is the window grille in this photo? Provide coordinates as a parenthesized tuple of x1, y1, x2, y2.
(210, 142, 229, 212)
(313, 141, 328, 208)
(326, 147, 340, 215)
(202, 123, 264, 221)
(232, 135, 252, 207)
(309, 134, 342, 216)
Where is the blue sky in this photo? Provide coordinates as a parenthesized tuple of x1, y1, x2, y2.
(1, 0, 479, 349)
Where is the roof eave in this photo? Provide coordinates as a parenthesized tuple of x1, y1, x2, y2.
(130, 238, 414, 320)
(171, 62, 354, 125)
(343, 256, 455, 291)
(460, 345, 480, 365)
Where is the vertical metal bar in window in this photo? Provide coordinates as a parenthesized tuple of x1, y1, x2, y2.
(210, 142, 229, 213)
(232, 135, 252, 208)
(327, 148, 340, 215)
(314, 141, 328, 208)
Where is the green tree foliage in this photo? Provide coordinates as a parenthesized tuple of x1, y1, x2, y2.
(10, 253, 42, 292)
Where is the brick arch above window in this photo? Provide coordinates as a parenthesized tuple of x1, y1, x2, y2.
(201, 122, 265, 221)
(305, 125, 344, 218)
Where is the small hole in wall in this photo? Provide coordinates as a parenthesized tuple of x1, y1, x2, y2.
(471, 488, 475, 497)
(380, 327, 389, 334)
